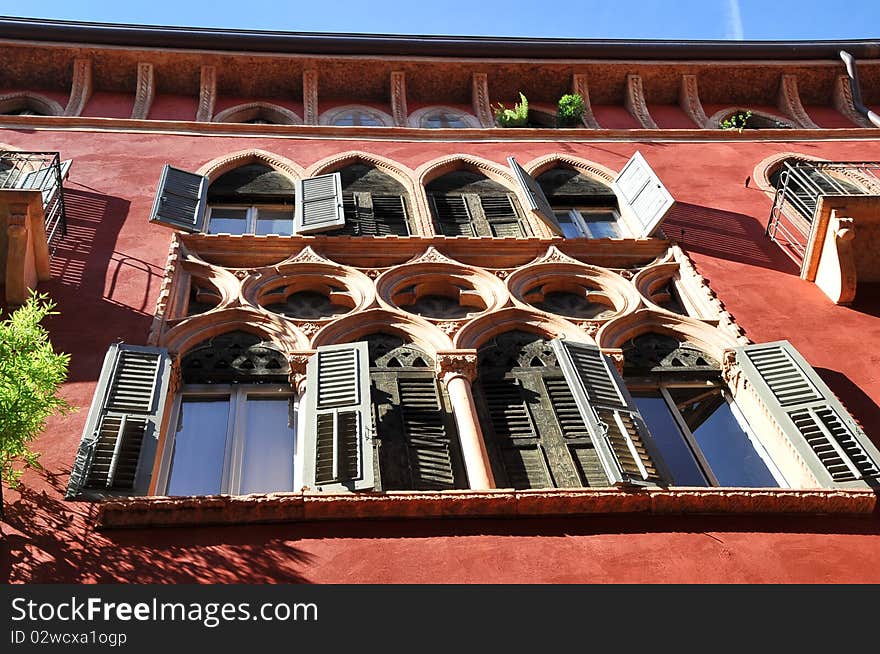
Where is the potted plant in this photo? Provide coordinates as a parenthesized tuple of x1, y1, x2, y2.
(494, 92, 529, 128)
(556, 93, 585, 127)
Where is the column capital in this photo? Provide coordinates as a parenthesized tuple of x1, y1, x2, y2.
(288, 351, 314, 392)
(436, 350, 478, 384)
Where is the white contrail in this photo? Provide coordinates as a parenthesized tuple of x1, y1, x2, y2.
(726, 0, 745, 40)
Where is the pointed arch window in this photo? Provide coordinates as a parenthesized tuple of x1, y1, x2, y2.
(426, 169, 529, 237)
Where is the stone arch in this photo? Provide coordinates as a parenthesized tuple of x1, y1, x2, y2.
(311, 308, 452, 357)
(596, 308, 739, 363)
(454, 307, 589, 351)
(319, 104, 394, 127)
(407, 106, 481, 129)
(195, 149, 305, 183)
(306, 150, 416, 191)
(179, 329, 291, 384)
(213, 102, 302, 125)
(709, 107, 797, 130)
(524, 152, 618, 184)
(159, 307, 307, 356)
(0, 92, 64, 117)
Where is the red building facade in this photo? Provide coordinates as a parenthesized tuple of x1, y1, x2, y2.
(1, 18, 879, 583)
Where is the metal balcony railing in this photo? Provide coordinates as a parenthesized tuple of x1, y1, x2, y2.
(766, 161, 880, 266)
(0, 151, 68, 256)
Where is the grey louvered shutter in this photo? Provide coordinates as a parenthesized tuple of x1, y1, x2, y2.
(302, 342, 375, 491)
(371, 195, 410, 236)
(611, 151, 674, 237)
(551, 339, 664, 486)
(508, 156, 563, 236)
(66, 344, 171, 498)
(735, 341, 880, 487)
(480, 194, 527, 237)
(294, 172, 345, 235)
(430, 194, 475, 236)
(148, 164, 209, 232)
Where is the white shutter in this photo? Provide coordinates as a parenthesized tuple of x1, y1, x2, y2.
(612, 151, 674, 237)
(294, 172, 345, 235)
(507, 156, 563, 236)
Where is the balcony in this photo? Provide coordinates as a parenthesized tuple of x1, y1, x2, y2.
(766, 161, 880, 304)
(0, 151, 69, 304)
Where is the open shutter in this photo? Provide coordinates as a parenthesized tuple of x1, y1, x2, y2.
(551, 339, 664, 486)
(302, 342, 374, 491)
(508, 156, 563, 236)
(735, 341, 880, 487)
(294, 172, 345, 235)
(148, 164, 209, 232)
(611, 151, 674, 237)
(66, 344, 171, 498)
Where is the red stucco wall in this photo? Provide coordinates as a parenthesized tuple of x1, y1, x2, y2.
(2, 127, 880, 583)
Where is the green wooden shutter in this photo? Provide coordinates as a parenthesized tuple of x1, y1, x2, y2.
(611, 151, 674, 237)
(294, 172, 345, 235)
(302, 342, 375, 491)
(735, 341, 880, 487)
(148, 164, 209, 233)
(508, 156, 563, 236)
(551, 338, 664, 486)
(480, 194, 527, 237)
(430, 194, 475, 236)
(371, 195, 410, 236)
(66, 344, 171, 498)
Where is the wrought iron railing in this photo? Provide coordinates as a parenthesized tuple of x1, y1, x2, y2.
(766, 161, 880, 265)
(0, 151, 68, 256)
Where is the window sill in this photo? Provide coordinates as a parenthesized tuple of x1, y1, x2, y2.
(94, 488, 878, 530)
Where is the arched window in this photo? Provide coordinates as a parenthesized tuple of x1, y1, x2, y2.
(325, 107, 390, 127)
(205, 163, 296, 235)
(622, 333, 783, 487)
(336, 162, 412, 236)
(769, 158, 862, 225)
(426, 169, 528, 237)
(535, 165, 622, 238)
(410, 107, 480, 129)
(161, 331, 295, 496)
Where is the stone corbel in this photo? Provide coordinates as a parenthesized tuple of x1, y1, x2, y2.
(471, 73, 494, 128)
(833, 74, 872, 127)
(391, 71, 408, 127)
(130, 63, 155, 120)
(64, 58, 92, 117)
(813, 211, 857, 305)
(571, 74, 601, 128)
(624, 74, 658, 129)
(197, 65, 216, 122)
(679, 74, 710, 128)
(777, 74, 819, 129)
(303, 70, 319, 125)
(435, 351, 478, 385)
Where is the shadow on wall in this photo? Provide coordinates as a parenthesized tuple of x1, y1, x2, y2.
(664, 202, 799, 275)
(0, 472, 315, 583)
(816, 367, 880, 444)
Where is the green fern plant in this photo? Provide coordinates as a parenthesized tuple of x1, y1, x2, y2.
(556, 93, 585, 127)
(720, 110, 752, 132)
(494, 92, 529, 128)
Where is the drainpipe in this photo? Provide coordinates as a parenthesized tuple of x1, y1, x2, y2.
(839, 50, 880, 128)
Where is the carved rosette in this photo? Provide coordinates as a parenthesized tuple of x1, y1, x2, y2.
(436, 352, 478, 384)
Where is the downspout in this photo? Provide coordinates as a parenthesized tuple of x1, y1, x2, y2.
(839, 50, 880, 128)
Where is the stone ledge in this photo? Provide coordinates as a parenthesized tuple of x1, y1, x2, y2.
(95, 488, 879, 530)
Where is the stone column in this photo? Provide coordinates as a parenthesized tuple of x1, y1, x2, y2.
(437, 352, 495, 489)
(289, 353, 312, 491)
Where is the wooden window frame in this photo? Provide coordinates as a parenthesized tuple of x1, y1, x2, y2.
(429, 192, 530, 238)
(552, 206, 623, 239)
(206, 203, 295, 235)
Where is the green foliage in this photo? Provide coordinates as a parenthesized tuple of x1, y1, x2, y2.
(557, 93, 585, 127)
(0, 292, 71, 488)
(494, 92, 529, 127)
(720, 110, 752, 132)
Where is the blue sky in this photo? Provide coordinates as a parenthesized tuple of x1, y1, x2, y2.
(4, 0, 880, 40)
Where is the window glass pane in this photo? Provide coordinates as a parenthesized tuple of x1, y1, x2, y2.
(668, 388, 778, 487)
(239, 397, 295, 494)
(423, 112, 468, 128)
(633, 392, 707, 486)
(554, 210, 585, 238)
(167, 397, 230, 495)
(581, 211, 622, 238)
(332, 110, 383, 127)
(255, 208, 294, 236)
(208, 208, 248, 235)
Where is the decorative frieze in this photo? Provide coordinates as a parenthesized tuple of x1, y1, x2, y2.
(131, 63, 155, 120)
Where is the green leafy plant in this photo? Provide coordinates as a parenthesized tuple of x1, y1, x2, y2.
(0, 292, 71, 513)
(720, 110, 752, 132)
(494, 92, 529, 128)
(556, 93, 585, 127)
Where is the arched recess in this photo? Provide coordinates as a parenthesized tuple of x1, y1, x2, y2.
(709, 107, 797, 130)
(524, 153, 618, 184)
(407, 106, 481, 129)
(454, 306, 590, 351)
(752, 151, 878, 199)
(195, 149, 305, 184)
(213, 102, 302, 125)
(596, 308, 740, 363)
(319, 105, 394, 127)
(311, 307, 453, 357)
(415, 154, 530, 238)
(0, 92, 64, 117)
(159, 307, 308, 356)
